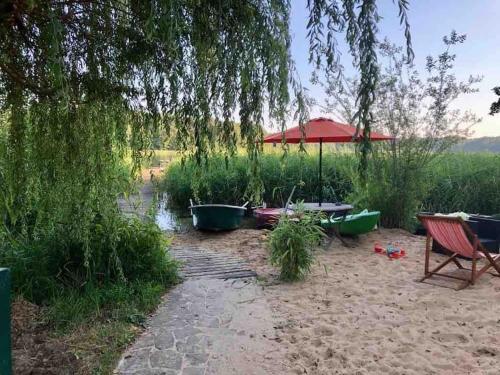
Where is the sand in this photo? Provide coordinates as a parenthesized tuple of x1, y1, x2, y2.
(174, 228, 500, 374)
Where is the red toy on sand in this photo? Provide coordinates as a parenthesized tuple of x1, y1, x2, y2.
(374, 242, 406, 260)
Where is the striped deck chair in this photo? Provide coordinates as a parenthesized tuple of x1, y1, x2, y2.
(417, 214, 500, 290)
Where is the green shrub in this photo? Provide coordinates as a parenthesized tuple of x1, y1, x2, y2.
(349, 152, 431, 229)
(350, 153, 500, 229)
(1, 239, 61, 305)
(0, 214, 178, 305)
(0, 211, 178, 371)
(267, 206, 324, 281)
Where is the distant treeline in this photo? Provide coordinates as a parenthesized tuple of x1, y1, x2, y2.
(452, 137, 500, 153)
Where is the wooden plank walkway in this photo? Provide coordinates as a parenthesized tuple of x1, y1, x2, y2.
(171, 245, 257, 279)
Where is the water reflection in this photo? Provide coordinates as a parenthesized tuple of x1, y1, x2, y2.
(155, 199, 191, 232)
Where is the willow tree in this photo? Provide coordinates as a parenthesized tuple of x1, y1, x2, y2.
(0, 1, 411, 276)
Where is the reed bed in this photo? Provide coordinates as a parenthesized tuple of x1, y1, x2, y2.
(160, 152, 500, 225)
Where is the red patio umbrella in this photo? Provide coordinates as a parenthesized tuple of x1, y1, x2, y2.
(262, 117, 393, 206)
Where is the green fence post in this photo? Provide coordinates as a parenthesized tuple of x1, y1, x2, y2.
(0, 268, 11, 375)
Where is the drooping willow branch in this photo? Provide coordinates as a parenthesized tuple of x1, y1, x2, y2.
(306, 0, 413, 174)
(0, 0, 413, 253)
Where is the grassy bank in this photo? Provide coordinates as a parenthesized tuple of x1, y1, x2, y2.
(4, 214, 178, 373)
(47, 281, 168, 373)
(64, 282, 170, 373)
(160, 152, 500, 225)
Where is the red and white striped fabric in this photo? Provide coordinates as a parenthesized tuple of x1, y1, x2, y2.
(421, 218, 477, 258)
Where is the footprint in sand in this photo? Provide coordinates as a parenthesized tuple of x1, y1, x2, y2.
(321, 299, 332, 307)
(434, 332, 469, 344)
(324, 347, 334, 359)
(474, 347, 498, 357)
(313, 326, 334, 336)
(311, 338, 323, 347)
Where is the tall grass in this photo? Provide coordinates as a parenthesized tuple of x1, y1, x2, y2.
(350, 154, 431, 229)
(1, 215, 178, 305)
(267, 206, 325, 281)
(161, 152, 500, 226)
(2, 215, 179, 373)
(160, 152, 355, 208)
(424, 153, 500, 215)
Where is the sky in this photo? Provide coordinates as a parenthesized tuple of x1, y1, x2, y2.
(288, 0, 500, 137)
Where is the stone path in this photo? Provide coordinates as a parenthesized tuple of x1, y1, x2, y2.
(116, 174, 285, 374)
(115, 277, 286, 375)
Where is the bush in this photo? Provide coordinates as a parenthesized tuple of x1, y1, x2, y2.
(267, 206, 324, 281)
(96, 215, 177, 285)
(0, 214, 178, 305)
(0, 213, 178, 372)
(349, 150, 431, 229)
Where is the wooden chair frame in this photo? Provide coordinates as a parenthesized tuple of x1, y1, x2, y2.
(417, 214, 500, 290)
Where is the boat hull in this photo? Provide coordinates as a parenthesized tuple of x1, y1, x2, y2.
(321, 210, 380, 236)
(190, 204, 246, 231)
(253, 208, 293, 228)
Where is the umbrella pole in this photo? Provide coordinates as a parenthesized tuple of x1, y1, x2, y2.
(319, 138, 322, 207)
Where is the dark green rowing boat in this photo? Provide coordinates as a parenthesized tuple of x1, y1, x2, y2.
(189, 203, 247, 231)
(321, 210, 380, 236)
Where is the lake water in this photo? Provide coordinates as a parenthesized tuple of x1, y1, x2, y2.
(155, 199, 192, 232)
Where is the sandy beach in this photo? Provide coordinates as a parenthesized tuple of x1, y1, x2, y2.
(174, 228, 500, 374)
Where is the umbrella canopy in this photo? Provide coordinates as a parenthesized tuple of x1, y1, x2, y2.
(262, 117, 393, 144)
(262, 117, 394, 206)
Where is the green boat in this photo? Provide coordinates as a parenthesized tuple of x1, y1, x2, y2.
(189, 203, 248, 231)
(321, 210, 380, 236)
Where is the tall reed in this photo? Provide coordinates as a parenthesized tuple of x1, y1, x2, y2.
(160, 152, 355, 208)
(161, 152, 500, 225)
(424, 153, 500, 215)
